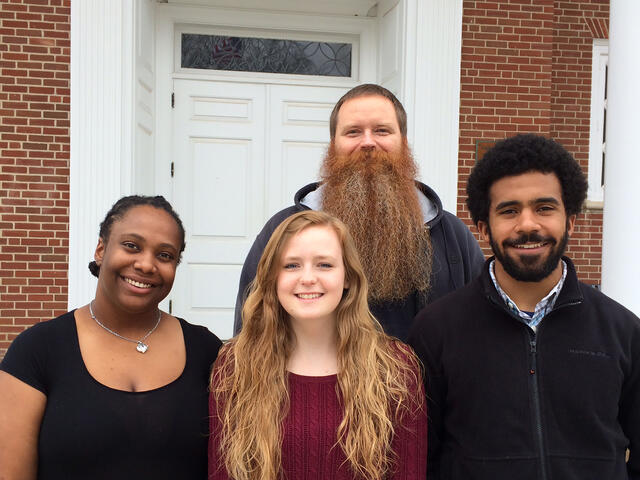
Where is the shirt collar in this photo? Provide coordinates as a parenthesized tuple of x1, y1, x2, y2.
(489, 259, 567, 330)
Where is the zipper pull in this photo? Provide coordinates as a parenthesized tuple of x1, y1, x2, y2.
(529, 336, 537, 374)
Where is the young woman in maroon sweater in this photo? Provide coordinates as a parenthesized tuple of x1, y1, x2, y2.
(209, 210, 426, 480)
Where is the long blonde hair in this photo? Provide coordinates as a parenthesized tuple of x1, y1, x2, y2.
(211, 210, 422, 480)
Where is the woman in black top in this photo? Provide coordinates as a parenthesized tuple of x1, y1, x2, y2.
(0, 195, 222, 480)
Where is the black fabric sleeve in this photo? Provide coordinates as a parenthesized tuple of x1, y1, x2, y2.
(0, 320, 53, 395)
(233, 233, 267, 335)
(407, 313, 446, 480)
(444, 211, 485, 284)
(179, 318, 223, 379)
(462, 222, 485, 283)
(620, 312, 640, 479)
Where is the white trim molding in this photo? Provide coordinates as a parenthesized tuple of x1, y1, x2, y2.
(587, 40, 608, 207)
(69, 0, 136, 308)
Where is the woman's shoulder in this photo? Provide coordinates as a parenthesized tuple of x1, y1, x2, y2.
(382, 338, 423, 380)
(6, 311, 76, 351)
(176, 317, 223, 361)
(0, 310, 76, 394)
(177, 317, 222, 344)
(385, 337, 418, 362)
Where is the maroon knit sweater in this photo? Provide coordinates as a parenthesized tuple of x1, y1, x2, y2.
(208, 370, 427, 479)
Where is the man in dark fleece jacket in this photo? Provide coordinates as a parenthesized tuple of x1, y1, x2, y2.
(234, 84, 484, 341)
(408, 133, 640, 480)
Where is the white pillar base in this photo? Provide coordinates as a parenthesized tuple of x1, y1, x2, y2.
(601, 0, 640, 316)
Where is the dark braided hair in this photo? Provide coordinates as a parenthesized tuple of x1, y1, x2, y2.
(88, 195, 186, 278)
(466, 133, 587, 226)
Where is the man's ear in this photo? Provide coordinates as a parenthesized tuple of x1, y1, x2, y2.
(94, 238, 105, 266)
(477, 220, 490, 243)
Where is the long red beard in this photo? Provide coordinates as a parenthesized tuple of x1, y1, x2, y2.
(320, 144, 432, 302)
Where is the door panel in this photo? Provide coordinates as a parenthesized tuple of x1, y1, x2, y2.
(267, 85, 348, 214)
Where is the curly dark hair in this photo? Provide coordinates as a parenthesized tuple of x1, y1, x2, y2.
(88, 195, 186, 278)
(466, 133, 588, 225)
(329, 84, 407, 139)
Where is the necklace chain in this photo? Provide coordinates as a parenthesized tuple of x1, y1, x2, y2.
(89, 301, 162, 354)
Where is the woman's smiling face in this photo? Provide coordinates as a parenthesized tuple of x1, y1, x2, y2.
(276, 225, 347, 329)
(94, 205, 182, 315)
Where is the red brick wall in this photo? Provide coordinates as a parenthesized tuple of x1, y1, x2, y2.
(457, 0, 607, 285)
(0, 0, 70, 358)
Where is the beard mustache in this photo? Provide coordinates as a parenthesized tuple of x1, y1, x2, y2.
(320, 144, 432, 302)
(490, 230, 569, 282)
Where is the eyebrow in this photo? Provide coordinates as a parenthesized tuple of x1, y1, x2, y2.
(340, 122, 396, 131)
(494, 197, 560, 211)
(282, 254, 337, 261)
(120, 233, 178, 251)
(495, 197, 560, 210)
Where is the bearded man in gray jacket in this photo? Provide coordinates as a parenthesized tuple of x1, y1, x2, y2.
(235, 83, 484, 340)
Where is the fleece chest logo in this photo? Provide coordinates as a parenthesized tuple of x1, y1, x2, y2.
(568, 348, 611, 359)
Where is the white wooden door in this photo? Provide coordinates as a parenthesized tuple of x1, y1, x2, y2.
(170, 79, 347, 338)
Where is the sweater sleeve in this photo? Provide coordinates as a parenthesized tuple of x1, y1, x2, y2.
(390, 357, 428, 479)
(208, 368, 230, 480)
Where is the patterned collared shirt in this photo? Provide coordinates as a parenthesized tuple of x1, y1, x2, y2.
(489, 259, 567, 331)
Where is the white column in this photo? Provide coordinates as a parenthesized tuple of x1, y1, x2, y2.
(601, 0, 640, 315)
(377, 0, 462, 213)
(408, 0, 463, 213)
(69, 1, 135, 309)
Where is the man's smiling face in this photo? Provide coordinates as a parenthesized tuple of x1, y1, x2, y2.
(477, 171, 575, 283)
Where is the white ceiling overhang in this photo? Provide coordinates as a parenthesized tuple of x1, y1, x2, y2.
(161, 0, 379, 17)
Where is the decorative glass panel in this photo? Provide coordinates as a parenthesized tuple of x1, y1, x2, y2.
(181, 33, 352, 77)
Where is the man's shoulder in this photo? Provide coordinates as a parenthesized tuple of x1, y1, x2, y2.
(261, 183, 317, 231)
(413, 277, 484, 330)
(255, 183, 319, 239)
(407, 277, 488, 355)
(263, 204, 304, 228)
(578, 280, 640, 325)
(438, 209, 474, 234)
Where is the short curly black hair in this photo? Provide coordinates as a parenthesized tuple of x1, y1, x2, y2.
(88, 195, 186, 278)
(466, 133, 587, 225)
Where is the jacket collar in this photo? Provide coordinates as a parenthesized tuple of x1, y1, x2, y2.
(480, 255, 583, 310)
(294, 182, 319, 206)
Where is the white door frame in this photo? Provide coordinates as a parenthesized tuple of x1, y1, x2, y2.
(68, 0, 463, 310)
